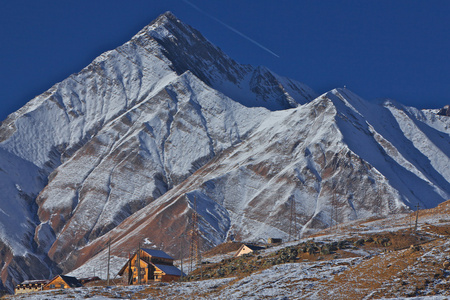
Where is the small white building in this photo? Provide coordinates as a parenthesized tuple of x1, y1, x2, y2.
(234, 244, 265, 257)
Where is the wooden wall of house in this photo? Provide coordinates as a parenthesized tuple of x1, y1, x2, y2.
(43, 277, 70, 290)
(160, 275, 180, 282)
(140, 251, 173, 265)
(236, 246, 254, 257)
(121, 250, 179, 285)
(154, 269, 180, 282)
(14, 284, 43, 295)
(128, 260, 152, 284)
(141, 251, 151, 263)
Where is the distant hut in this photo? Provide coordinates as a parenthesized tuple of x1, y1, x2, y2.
(268, 238, 283, 244)
(42, 275, 82, 290)
(15, 279, 49, 295)
(234, 244, 265, 257)
(118, 249, 185, 284)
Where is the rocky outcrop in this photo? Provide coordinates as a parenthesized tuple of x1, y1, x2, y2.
(437, 105, 450, 116)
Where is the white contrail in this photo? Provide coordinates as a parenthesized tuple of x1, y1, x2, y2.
(182, 0, 280, 58)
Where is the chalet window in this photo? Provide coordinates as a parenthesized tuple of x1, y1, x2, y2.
(50, 284, 55, 288)
(60, 284, 64, 288)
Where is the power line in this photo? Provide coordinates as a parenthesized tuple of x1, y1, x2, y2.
(414, 203, 420, 233)
(107, 238, 111, 286)
(288, 196, 298, 241)
(188, 196, 202, 275)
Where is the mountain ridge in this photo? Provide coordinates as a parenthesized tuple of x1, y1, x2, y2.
(60, 86, 449, 276)
(0, 11, 449, 293)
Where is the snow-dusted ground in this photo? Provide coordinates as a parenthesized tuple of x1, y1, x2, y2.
(9, 258, 362, 299)
(7, 254, 449, 300)
(8, 215, 450, 299)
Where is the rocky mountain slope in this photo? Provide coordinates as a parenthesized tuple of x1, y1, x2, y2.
(63, 88, 450, 279)
(0, 11, 449, 293)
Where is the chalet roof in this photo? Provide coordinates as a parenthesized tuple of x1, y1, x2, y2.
(46, 275, 82, 288)
(118, 248, 175, 276)
(141, 248, 174, 260)
(153, 264, 185, 276)
(19, 279, 49, 285)
(244, 244, 265, 251)
(116, 254, 149, 276)
(234, 244, 266, 257)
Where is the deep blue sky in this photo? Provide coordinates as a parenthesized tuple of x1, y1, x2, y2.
(1, 1, 449, 122)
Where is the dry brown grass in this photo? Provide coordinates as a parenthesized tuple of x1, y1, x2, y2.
(423, 224, 450, 236)
(308, 238, 449, 299)
(360, 230, 425, 250)
(203, 241, 243, 257)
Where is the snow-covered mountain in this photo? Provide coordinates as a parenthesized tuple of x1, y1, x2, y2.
(65, 88, 450, 279)
(0, 11, 449, 293)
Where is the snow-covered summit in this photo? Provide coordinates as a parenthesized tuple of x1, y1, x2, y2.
(131, 11, 318, 110)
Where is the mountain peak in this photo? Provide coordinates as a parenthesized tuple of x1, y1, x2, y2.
(127, 12, 316, 110)
(161, 10, 177, 19)
(152, 11, 180, 26)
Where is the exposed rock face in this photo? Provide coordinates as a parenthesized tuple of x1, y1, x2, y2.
(0, 11, 449, 292)
(437, 105, 450, 116)
(36, 72, 269, 268)
(141, 12, 316, 110)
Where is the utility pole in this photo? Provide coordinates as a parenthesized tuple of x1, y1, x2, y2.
(409, 209, 414, 232)
(107, 239, 111, 286)
(179, 236, 184, 281)
(331, 191, 338, 232)
(137, 242, 141, 285)
(414, 203, 420, 233)
(128, 252, 132, 285)
(288, 196, 297, 241)
(189, 196, 202, 276)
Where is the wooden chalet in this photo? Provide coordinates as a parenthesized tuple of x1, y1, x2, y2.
(118, 248, 185, 284)
(234, 244, 265, 257)
(42, 275, 82, 290)
(15, 279, 49, 295)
